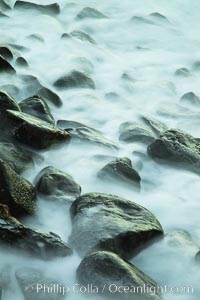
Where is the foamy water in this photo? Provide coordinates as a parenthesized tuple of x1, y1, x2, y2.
(0, 0, 200, 299)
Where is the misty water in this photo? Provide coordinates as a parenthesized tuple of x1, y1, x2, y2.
(0, 0, 200, 299)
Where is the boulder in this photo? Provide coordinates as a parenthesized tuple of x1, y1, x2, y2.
(0, 55, 15, 73)
(119, 121, 156, 143)
(149, 12, 169, 22)
(14, 1, 60, 14)
(77, 251, 161, 300)
(66, 126, 118, 150)
(54, 70, 95, 90)
(175, 68, 190, 77)
(19, 95, 55, 125)
(0, 89, 20, 113)
(35, 166, 81, 201)
(16, 56, 28, 67)
(20, 74, 62, 107)
(69, 193, 163, 259)
(57, 119, 102, 133)
(6, 110, 70, 150)
(140, 115, 168, 136)
(0, 159, 36, 217)
(70, 30, 96, 44)
(0, 204, 72, 259)
(148, 129, 200, 173)
(0, 46, 13, 60)
(0, 142, 34, 174)
(195, 251, 200, 264)
(97, 157, 141, 189)
(76, 7, 108, 20)
(180, 92, 200, 107)
(16, 267, 65, 300)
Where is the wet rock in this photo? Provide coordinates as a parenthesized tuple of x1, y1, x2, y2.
(19, 95, 55, 125)
(0, 46, 13, 60)
(70, 30, 96, 44)
(54, 70, 95, 90)
(166, 230, 198, 253)
(66, 126, 118, 150)
(119, 121, 156, 143)
(60, 32, 70, 39)
(20, 74, 62, 107)
(97, 157, 141, 189)
(35, 166, 81, 201)
(180, 92, 200, 107)
(0, 55, 15, 73)
(175, 68, 190, 77)
(76, 7, 108, 20)
(148, 129, 200, 173)
(0, 159, 36, 217)
(69, 193, 163, 259)
(0, 204, 72, 259)
(14, 1, 60, 15)
(57, 119, 101, 133)
(195, 251, 200, 264)
(140, 115, 168, 136)
(0, 89, 20, 113)
(16, 56, 28, 67)
(77, 251, 160, 300)
(0, 84, 20, 99)
(0, 11, 9, 18)
(0, 142, 34, 174)
(6, 110, 70, 150)
(16, 267, 66, 300)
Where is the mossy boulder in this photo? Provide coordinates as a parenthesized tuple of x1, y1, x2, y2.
(97, 157, 141, 190)
(77, 251, 161, 300)
(35, 166, 81, 201)
(0, 159, 36, 217)
(69, 193, 163, 259)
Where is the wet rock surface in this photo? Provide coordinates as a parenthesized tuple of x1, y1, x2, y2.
(69, 193, 163, 259)
(148, 129, 200, 173)
(76, 7, 108, 20)
(97, 157, 141, 189)
(6, 110, 70, 150)
(180, 92, 200, 108)
(0, 204, 72, 259)
(19, 95, 55, 125)
(14, 1, 60, 14)
(0, 159, 36, 217)
(35, 166, 81, 201)
(119, 121, 156, 143)
(54, 70, 95, 90)
(0, 55, 15, 73)
(77, 251, 161, 300)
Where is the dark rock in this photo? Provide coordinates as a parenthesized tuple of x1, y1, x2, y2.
(14, 1, 60, 14)
(16, 57, 28, 67)
(175, 68, 190, 77)
(16, 267, 66, 300)
(6, 110, 70, 150)
(180, 92, 200, 107)
(97, 157, 141, 189)
(57, 119, 101, 133)
(195, 251, 200, 264)
(0, 55, 15, 73)
(0, 89, 20, 113)
(76, 7, 108, 20)
(0, 204, 72, 259)
(0, 11, 9, 18)
(121, 72, 135, 82)
(19, 95, 55, 125)
(70, 30, 96, 44)
(0, 142, 34, 174)
(54, 70, 95, 90)
(0, 159, 36, 217)
(148, 129, 200, 173)
(20, 74, 62, 107)
(77, 251, 161, 300)
(61, 33, 70, 39)
(66, 126, 118, 150)
(0, 46, 13, 60)
(140, 115, 168, 136)
(69, 193, 163, 259)
(35, 166, 81, 201)
(119, 121, 156, 143)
